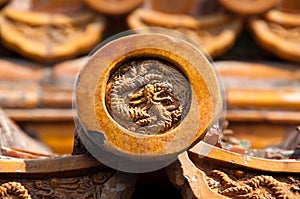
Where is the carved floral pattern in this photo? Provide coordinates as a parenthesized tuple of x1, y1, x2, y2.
(0, 171, 116, 199)
(0, 182, 31, 199)
(206, 169, 300, 199)
(168, 153, 300, 199)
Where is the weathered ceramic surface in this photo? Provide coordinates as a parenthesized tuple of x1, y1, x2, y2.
(0, 106, 136, 199)
(218, 0, 277, 15)
(0, 155, 137, 199)
(85, 0, 143, 15)
(168, 142, 300, 199)
(149, 0, 200, 14)
(0, 109, 135, 198)
(250, 0, 300, 62)
(127, 8, 242, 58)
(0, 107, 52, 158)
(0, 57, 82, 154)
(2, 59, 300, 153)
(0, 107, 135, 198)
(1, 59, 299, 153)
(216, 60, 300, 111)
(190, 142, 300, 173)
(148, 0, 221, 15)
(0, 57, 83, 109)
(76, 33, 223, 171)
(215, 61, 300, 149)
(0, 0, 105, 63)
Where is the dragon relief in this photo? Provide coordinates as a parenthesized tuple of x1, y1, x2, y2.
(106, 59, 191, 135)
